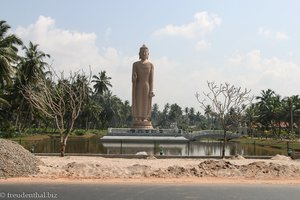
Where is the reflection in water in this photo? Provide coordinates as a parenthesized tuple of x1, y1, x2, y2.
(102, 142, 187, 155)
(14, 136, 286, 156)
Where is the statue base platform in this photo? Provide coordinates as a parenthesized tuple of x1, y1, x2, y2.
(131, 120, 153, 129)
(100, 128, 188, 142)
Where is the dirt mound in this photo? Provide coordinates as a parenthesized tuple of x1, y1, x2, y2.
(146, 160, 300, 178)
(37, 157, 300, 180)
(229, 155, 246, 160)
(0, 139, 42, 178)
(271, 154, 291, 161)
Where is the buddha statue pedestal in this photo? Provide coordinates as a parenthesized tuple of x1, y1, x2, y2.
(132, 120, 153, 129)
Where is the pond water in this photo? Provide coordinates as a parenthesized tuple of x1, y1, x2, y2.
(14, 136, 287, 156)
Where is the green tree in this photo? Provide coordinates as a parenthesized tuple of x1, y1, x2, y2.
(120, 100, 131, 127)
(256, 89, 276, 130)
(13, 42, 50, 131)
(282, 95, 300, 138)
(194, 111, 207, 130)
(77, 98, 102, 129)
(92, 71, 112, 95)
(204, 105, 213, 130)
(244, 103, 259, 137)
(158, 103, 170, 128)
(0, 20, 22, 89)
(256, 89, 283, 136)
(168, 103, 183, 127)
(17, 42, 50, 84)
(0, 20, 22, 125)
(98, 91, 123, 128)
(188, 107, 196, 126)
(151, 103, 160, 127)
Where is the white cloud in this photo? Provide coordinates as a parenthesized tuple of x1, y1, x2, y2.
(15, 16, 102, 73)
(17, 16, 300, 113)
(226, 50, 300, 97)
(195, 40, 210, 50)
(13, 16, 201, 109)
(14, 16, 137, 102)
(153, 11, 221, 39)
(258, 27, 289, 40)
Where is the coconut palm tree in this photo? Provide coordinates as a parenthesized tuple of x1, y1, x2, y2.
(17, 41, 50, 85)
(244, 103, 259, 137)
(0, 20, 23, 89)
(92, 71, 112, 96)
(0, 20, 22, 128)
(204, 105, 213, 129)
(256, 89, 284, 137)
(120, 100, 131, 127)
(256, 89, 277, 130)
(98, 91, 122, 128)
(282, 95, 300, 138)
(168, 103, 183, 125)
(13, 41, 50, 131)
(188, 107, 196, 126)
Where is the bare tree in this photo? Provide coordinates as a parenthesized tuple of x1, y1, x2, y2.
(22, 68, 89, 156)
(196, 81, 252, 158)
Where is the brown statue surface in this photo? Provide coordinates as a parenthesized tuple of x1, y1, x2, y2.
(132, 45, 154, 129)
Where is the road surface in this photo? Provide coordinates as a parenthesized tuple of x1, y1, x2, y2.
(0, 183, 299, 200)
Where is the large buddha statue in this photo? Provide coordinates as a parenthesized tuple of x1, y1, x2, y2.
(131, 44, 154, 129)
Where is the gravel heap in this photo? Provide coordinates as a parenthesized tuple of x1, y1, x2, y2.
(0, 139, 42, 178)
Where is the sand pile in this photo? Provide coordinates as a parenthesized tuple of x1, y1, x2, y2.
(0, 139, 42, 178)
(37, 156, 300, 179)
(161, 160, 300, 178)
(271, 154, 292, 161)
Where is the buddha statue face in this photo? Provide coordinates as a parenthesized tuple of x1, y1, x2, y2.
(139, 45, 149, 61)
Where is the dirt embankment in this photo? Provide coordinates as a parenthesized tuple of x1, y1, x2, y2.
(36, 155, 300, 180)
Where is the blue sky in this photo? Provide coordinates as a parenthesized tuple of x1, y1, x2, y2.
(2, 0, 300, 111)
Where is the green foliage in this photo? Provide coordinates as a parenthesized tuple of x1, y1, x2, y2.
(92, 71, 112, 95)
(73, 129, 85, 136)
(0, 129, 21, 138)
(72, 129, 107, 137)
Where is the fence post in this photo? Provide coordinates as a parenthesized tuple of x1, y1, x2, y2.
(120, 140, 123, 154)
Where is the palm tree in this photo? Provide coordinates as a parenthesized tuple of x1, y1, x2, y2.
(92, 71, 112, 95)
(151, 103, 160, 127)
(158, 103, 170, 128)
(97, 91, 119, 128)
(17, 41, 50, 85)
(256, 89, 284, 137)
(0, 20, 23, 89)
(168, 103, 183, 125)
(120, 100, 131, 127)
(256, 89, 277, 131)
(282, 95, 300, 137)
(13, 41, 50, 131)
(188, 107, 196, 126)
(244, 104, 259, 137)
(0, 20, 22, 129)
(204, 105, 213, 129)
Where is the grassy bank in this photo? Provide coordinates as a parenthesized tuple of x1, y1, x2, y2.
(231, 137, 300, 151)
(7, 129, 107, 142)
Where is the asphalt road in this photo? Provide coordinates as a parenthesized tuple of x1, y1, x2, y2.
(0, 183, 300, 200)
